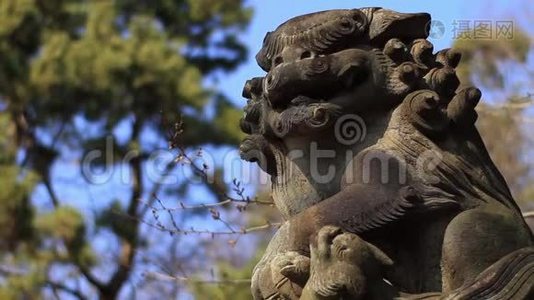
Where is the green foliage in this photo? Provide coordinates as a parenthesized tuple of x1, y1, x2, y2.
(0, 165, 37, 250)
(0, 0, 252, 297)
(1, 0, 250, 143)
(0, 267, 45, 300)
(454, 27, 531, 88)
(35, 206, 84, 242)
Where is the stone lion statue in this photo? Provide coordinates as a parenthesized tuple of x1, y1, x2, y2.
(239, 7, 534, 300)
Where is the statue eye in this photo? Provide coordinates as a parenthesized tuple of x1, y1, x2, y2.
(273, 56, 284, 66)
(336, 244, 348, 255)
(335, 244, 350, 258)
(340, 20, 352, 28)
(300, 51, 312, 59)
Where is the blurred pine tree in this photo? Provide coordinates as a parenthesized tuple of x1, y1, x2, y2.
(0, 0, 251, 298)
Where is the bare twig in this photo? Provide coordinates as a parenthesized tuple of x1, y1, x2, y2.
(145, 272, 251, 285)
(46, 281, 88, 300)
(129, 211, 281, 236)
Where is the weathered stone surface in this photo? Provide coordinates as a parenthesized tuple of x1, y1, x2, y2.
(240, 7, 534, 300)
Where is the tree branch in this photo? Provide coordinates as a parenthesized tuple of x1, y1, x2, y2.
(101, 119, 143, 299)
(145, 272, 251, 285)
(46, 281, 88, 300)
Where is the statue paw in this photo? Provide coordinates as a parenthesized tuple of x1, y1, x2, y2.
(271, 251, 311, 289)
(313, 225, 392, 267)
(304, 226, 393, 298)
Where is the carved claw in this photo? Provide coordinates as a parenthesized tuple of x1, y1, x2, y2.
(272, 251, 311, 287)
(303, 227, 394, 299)
(269, 251, 310, 299)
(314, 225, 343, 258)
(314, 226, 393, 268)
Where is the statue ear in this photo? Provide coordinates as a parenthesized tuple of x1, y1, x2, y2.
(350, 9, 369, 35)
(366, 242, 394, 266)
(369, 9, 431, 46)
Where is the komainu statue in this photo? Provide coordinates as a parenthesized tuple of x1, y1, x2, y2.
(239, 7, 534, 300)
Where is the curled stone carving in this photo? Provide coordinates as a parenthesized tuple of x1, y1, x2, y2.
(239, 7, 534, 300)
